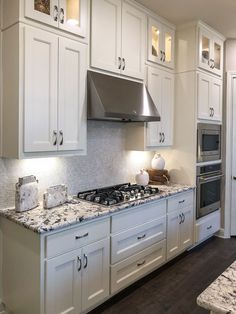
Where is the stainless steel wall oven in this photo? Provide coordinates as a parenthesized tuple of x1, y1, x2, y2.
(196, 163, 223, 219)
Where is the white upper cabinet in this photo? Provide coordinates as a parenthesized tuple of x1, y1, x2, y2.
(90, 0, 122, 74)
(146, 66, 174, 148)
(3, 0, 88, 38)
(90, 0, 146, 80)
(148, 17, 175, 69)
(197, 72, 222, 122)
(198, 25, 224, 77)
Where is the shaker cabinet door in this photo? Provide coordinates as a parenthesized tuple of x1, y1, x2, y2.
(82, 238, 110, 312)
(24, 27, 58, 152)
(211, 77, 222, 121)
(167, 211, 181, 260)
(58, 37, 87, 152)
(121, 2, 146, 79)
(197, 72, 211, 120)
(90, 0, 122, 74)
(180, 206, 194, 251)
(45, 249, 82, 314)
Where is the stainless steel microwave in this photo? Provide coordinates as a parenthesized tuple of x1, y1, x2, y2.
(197, 123, 221, 163)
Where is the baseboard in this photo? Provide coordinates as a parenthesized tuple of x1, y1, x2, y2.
(215, 228, 230, 239)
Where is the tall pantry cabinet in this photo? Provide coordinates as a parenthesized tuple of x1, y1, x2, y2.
(1, 0, 88, 158)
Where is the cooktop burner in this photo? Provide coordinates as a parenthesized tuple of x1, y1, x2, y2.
(77, 183, 159, 206)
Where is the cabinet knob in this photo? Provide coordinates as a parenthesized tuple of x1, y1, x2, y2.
(207, 225, 212, 230)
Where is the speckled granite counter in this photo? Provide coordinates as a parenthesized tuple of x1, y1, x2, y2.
(0, 184, 194, 234)
(197, 261, 236, 314)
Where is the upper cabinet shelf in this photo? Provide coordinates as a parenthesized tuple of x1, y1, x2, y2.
(90, 0, 146, 80)
(3, 0, 88, 38)
(147, 17, 175, 69)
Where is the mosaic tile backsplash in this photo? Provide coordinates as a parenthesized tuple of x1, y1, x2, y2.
(0, 121, 153, 209)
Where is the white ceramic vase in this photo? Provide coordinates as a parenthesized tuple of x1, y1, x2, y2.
(151, 153, 165, 170)
(135, 170, 149, 186)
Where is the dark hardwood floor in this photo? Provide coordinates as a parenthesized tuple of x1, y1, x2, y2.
(90, 237, 236, 314)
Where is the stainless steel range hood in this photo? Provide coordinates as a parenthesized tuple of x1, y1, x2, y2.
(87, 71, 161, 122)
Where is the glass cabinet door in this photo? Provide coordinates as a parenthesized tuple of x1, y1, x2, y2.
(148, 18, 162, 64)
(163, 26, 174, 68)
(25, 0, 59, 27)
(200, 33, 210, 66)
(59, 0, 87, 37)
(212, 39, 223, 75)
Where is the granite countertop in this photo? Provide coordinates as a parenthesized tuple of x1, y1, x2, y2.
(197, 261, 236, 314)
(0, 184, 194, 234)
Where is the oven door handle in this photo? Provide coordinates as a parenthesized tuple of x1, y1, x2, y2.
(199, 174, 224, 183)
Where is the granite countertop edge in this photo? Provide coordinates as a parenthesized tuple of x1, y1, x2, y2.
(197, 261, 236, 314)
(0, 184, 195, 235)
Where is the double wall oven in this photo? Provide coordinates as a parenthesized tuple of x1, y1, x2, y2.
(196, 123, 222, 219)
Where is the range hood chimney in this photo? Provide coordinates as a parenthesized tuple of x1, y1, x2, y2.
(87, 71, 161, 122)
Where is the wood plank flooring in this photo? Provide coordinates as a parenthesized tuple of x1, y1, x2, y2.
(90, 237, 236, 314)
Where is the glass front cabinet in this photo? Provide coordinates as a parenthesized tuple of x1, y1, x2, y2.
(199, 26, 223, 76)
(148, 18, 175, 69)
(25, 0, 88, 37)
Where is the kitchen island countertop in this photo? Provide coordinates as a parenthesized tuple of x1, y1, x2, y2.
(0, 184, 194, 234)
(197, 261, 236, 314)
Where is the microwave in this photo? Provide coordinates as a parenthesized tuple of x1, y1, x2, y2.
(197, 123, 221, 163)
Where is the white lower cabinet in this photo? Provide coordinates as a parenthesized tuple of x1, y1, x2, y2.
(167, 192, 194, 260)
(111, 240, 166, 294)
(195, 210, 220, 243)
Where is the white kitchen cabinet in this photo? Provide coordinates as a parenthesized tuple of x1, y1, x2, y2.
(195, 210, 220, 243)
(199, 26, 224, 77)
(176, 21, 224, 77)
(197, 72, 222, 122)
(45, 249, 82, 314)
(167, 192, 194, 260)
(148, 17, 175, 69)
(90, 0, 146, 80)
(24, 0, 88, 37)
(146, 66, 174, 147)
(2, 24, 87, 158)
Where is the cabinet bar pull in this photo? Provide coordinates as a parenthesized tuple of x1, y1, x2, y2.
(84, 254, 88, 269)
(59, 130, 63, 146)
(53, 131, 57, 146)
(179, 214, 183, 224)
(53, 5, 58, 21)
(159, 132, 162, 143)
(212, 108, 215, 117)
(162, 132, 165, 143)
(77, 256, 82, 272)
(59, 7, 64, 24)
(137, 260, 146, 267)
(118, 57, 122, 69)
(179, 200, 185, 204)
(122, 58, 126, 70)
(75, 232, 89, 240)
(182, 213, 185, 223)
(160, 50, 163, 61)
(137, 234, 146, 240)
(207, 225, 212, 230)
(163, 51, 166, 62)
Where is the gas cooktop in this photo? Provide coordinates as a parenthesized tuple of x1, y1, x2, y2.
(77, 183, 159, 206)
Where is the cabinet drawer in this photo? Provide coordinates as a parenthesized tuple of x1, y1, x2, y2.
(46, 219, 110, 259)
(111, 216, 166, 264)
(167, 191, 194, 213)
(111, 240, 166, 294)
(195, 211, 220, 243)
(111, 200, 166, 234)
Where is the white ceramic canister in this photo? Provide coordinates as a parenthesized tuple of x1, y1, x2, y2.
(151, 153, 165, 170)
(135, 170, 149, 186)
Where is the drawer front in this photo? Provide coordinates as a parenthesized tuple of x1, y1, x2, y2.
(46, 219, 110, 259)
(111, 200, 166, 234)
(195, 211, 220, 242)
(111, 240, 166, 294)
(167, 191, 194, 213)
(111, 216, 166, 264)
